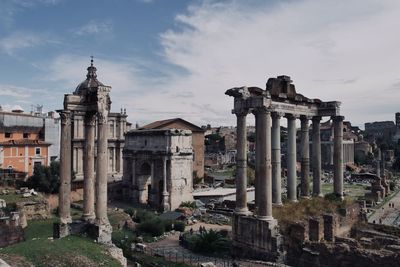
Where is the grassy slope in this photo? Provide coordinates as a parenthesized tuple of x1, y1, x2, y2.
(0, 219, 122, 267)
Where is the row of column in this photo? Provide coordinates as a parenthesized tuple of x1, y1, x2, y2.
(234, 109, 344, 220)
(58, 109, 110, 226)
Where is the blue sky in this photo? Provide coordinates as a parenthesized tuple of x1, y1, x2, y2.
(1, 0, 400, 128)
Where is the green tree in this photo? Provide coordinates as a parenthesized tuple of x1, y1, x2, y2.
(27, 161, 60, 193)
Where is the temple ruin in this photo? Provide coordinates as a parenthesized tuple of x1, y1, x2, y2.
(226, 75, 344, 260)
(54, 59, 113, 243)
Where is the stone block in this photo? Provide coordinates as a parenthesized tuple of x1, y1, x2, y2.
(323, 214, 336, 242)
(309, 218, 323, 241)
(53, 222, 70, 239)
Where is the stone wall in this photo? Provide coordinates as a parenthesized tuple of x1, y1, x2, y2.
(16, 200, 51, 220)
(0, 223, 24, 248)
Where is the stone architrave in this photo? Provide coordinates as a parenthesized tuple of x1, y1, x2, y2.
(58, 110, 72, 225)
(82, 112, 96, 221)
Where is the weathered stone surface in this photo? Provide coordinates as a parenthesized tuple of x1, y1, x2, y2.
(0, 224, 24, 248)
(106, 244, 127, 267)
(16, 200, 51, 220)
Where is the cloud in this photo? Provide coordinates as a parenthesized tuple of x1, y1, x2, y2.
(74, 20, 113, 36)
(0, 31, 58, 55)
(0, 85, 32, 98)
(152, 0, 400, 127)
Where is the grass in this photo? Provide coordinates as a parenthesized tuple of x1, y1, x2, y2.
(0, 218, 122, 267)
(321, 182, 368, 199)
(0, 192, 41, 204)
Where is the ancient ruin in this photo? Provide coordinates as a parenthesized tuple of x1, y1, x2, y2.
(226, 75, 344, 260)
(122, 129, 194, 211)
(54, 59, 113, 242)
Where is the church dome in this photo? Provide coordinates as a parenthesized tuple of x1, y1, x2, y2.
(74, 58, 104, 95)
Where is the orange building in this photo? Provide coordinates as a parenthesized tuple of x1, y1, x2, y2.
(0, 111, 52, 178)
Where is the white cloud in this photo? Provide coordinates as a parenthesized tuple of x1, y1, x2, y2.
(0, 85, 31, 98)
(151, 0, 400, 127)
(0, 31, 57, 55)
(74, 20, 113, 36)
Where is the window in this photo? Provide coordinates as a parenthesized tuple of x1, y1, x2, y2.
(23, 133, 29, 139)
(35, 148, 41, 155)
(5, 132, 11, 138)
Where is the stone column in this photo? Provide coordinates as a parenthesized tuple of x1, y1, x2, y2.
(95, 110, 110, 225)
(272, 112, 282, 205)
(258, 108, 273, 220)
(82, 113, 96, 221)
(131, 158, 137, 200)
(253, 110, 261, 211)
(333, 116, 344, 198)
(376, 149, 381, 178)
(58, 110, 72, 225)
(161, 156, 170, 211)
(300, 116, 310, 198)
(286, 114, 298, 202)
(312, 116, 322, 196)
(235, 111, 249, 215)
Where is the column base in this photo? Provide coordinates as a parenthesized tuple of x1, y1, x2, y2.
(288, 199, 298, 203)
(82, 213, 96, 223)
(53, 222, 70, 239)
(257, 215, 275, 222)
(234, 208, 251, 216)
(93, 222, 113, 244)
(273, 202, 283, 207)
(313, 193, 324, 197)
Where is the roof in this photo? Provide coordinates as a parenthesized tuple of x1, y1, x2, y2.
(0, 140, 50, 146)
(74, 59, 105, 95)
(139, 118, 204, 132)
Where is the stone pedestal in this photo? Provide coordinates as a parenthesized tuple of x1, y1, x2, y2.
(53, 222, 70, 239)
(232, 214, 280, 261)
(323, 214, 336, 242)
(309, 218, 323, 241)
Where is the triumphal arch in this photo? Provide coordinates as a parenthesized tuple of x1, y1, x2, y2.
(54, 59, 112, 243)
(226, 75, 344, 260)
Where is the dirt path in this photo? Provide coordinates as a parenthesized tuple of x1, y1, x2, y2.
(368, 190, 400, 226)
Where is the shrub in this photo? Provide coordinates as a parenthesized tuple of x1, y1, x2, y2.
(180, 201, 196, 209)
(124, 208, 135, 217)
(187, 229, 231, 255)
(164, 220, 174, 232)
(138, 218, 165, 237)
(174, 221, 185, 232)
(134, 209, 156, 223)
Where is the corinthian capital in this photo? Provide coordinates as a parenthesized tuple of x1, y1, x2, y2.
(97, 111, 108, 125)
(58, 110, 71, 126)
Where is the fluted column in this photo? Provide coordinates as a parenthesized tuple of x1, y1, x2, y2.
(272, 112, 282, 205)
(82, 112, 96, 221)
(333, 116, 344, 198)
(58, 110, 72, 224)
(312, 116, 322, 196)
(258, 108, 273, 220)
(286, 114, 298, 202)
(235, 111, 249, 215)
(300, 116, 310, 198)
(161, 156, 170, 211)
(95, 110, 110, 225)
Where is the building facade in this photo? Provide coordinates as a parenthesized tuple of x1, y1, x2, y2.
(0, 109, 59, 178)
(123, 129, 194, 211)
(71, 111, 129, 183)
(139, 118, 204, 179)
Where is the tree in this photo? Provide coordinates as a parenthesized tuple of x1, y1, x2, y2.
(27, 161, 60, 194)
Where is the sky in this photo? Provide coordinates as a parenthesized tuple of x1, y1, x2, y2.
(1, 0, 400, 128)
